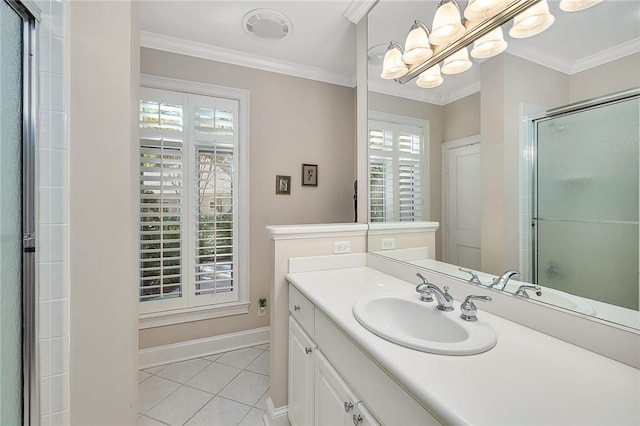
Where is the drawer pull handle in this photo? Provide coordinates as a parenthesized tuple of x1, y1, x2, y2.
(293, 304, 301, 312)
(305, 347, 313, 355)
(353, 414, 363, 425)
(344, 401, 354, 413)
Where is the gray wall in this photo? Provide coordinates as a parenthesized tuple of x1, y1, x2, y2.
(139, 48, 356, 348)
(69, 2, 139, 423)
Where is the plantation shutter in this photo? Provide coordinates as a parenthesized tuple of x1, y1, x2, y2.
(369, 126, 394, 222)
(398, 131, 422, 221)
(368, 119, 424, 222)
(190, 94, 239, 306)
(139, 88, 186, 311)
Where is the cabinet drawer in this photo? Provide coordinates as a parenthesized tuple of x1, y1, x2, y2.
(289, 284, 314, 337)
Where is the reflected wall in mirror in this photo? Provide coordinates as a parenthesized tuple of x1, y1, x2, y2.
(366, 0, 640, 330)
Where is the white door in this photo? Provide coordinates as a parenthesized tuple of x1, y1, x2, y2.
(443, 138, 482, 269)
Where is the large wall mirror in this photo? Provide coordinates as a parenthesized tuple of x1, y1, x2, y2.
(366, 0, 640, 331)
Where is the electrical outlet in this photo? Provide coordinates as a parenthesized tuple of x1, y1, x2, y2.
(334, 240, 351, 254)
(381, 238, 396, 250)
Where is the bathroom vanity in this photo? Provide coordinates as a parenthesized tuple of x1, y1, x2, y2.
(285, 255, 640, 425)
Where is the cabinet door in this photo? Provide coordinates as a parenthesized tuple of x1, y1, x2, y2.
(353, 402, 380, 426)
(289, 317, 316, 426)
(314, 351, 358, 426)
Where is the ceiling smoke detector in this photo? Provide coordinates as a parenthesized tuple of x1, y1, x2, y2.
(242, 9, 291, 41)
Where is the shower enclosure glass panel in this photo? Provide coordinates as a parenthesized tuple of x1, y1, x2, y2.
(535, 96, 640, 310)
(1, 0, 25, 423)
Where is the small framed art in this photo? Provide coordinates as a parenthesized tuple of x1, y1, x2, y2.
(302, 163, 318, 186)
(275, 175, 291, 195)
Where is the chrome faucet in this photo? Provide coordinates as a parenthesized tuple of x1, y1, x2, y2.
(458, 267, 482, 285)
(514, 284, 542, 298)
(415, 273, 454, 311)
(415, 273, 434, 302)
(489, 270, 519, 291)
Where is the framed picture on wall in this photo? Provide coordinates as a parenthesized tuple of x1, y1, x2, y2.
(275, 175, 291, 195)
(302, 164, 318, 186)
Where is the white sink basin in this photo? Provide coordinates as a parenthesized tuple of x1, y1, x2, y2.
(352, 293, 497, 355)
(526, 287, 596, 316)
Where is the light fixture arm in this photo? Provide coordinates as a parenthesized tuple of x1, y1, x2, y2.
(396, 0, 542, 84)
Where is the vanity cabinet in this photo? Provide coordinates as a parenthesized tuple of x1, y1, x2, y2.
(289, 317, 315, 426)
(289, 285, 380, 426)
(315, 351, 379, 426)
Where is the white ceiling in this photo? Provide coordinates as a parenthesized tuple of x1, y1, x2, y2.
(139, 0, 358, 86)
(140, 0, 640, 104)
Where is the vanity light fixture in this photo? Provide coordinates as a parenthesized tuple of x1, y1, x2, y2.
(430, 0, 466, 46)
(383, 0, 602, 87)
(402, 21, 433, 65)
(416, 64, 444, 88)
(441, 47, 472, 74)
(559, 0, 602, 12)
(509, 0, 555, 38)
(381, 41, 408, 79)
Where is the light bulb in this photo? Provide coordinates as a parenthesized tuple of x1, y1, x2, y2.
(403, 21, 433, 65)
(559, 0, 602, 12)
(430, 0, 466, 46)
(442, 47, 472, 74)
(509, 0, 555, 39)
(464, 0, 507, 21)
(471, 26, 507, 59)
(380, 42, 408, 79)
(416, 64, 444, 88)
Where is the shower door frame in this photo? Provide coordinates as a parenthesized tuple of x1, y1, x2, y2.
(527, 87, 640, 294)
(4, 0, 39, 424)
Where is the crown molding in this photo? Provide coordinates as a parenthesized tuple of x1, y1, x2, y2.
(368, 78, 480, 106)
(343, 0, 378, 24)
(571, 38, 640, 74)
(140, 31, 356, 88)
(506, 44, 574, 74)
(507, 38, 640, 75)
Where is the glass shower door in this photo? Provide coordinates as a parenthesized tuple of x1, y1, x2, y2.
(1, 0, 26, 423)
(535, 96, 640, 310)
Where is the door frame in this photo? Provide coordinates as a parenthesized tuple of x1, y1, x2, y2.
(441, 134, 481, 264)
(5, 1, 40, 424)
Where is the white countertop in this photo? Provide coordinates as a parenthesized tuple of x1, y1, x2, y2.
(287, 266, 640, 425)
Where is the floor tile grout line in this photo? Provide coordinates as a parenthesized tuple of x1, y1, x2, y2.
(138, 344, 271, 424)
(178, 391, 216, 426)
(153, 359, 213, 385)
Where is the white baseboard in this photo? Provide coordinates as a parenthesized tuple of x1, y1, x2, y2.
(139, 326, 270, 369)
(263, 397, 289, 426)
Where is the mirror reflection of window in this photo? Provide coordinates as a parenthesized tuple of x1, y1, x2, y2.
(368, 113, 427, 222)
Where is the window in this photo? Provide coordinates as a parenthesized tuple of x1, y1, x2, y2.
(138, 76, 249, 327)
(368, 113, 428, 222)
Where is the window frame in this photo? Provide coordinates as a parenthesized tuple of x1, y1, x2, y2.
(138, 75, 250, 329)
(368, 111, 429, 222)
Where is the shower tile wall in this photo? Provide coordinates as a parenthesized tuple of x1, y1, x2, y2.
(36, 0, 70, 424)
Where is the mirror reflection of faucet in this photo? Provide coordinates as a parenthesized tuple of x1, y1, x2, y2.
(458, 267, 481, 285)
(515, 284, 542, 299)
(489, 270, 519, 291)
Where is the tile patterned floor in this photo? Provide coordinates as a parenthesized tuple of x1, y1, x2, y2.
(138, 344, 270, 426)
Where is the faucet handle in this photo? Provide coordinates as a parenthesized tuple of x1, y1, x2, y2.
(460, 295, 492, 322)
(514, 284, 542, 298)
